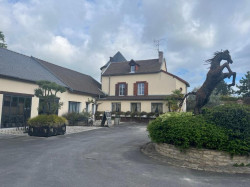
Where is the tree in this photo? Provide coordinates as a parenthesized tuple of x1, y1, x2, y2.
(236, 71, 250, 98)
(35, 81, 66, 115)
(186, 87, 199, 112)
(213, 80, 234, 96)
(0, 31, 7, 48)
(166, 89, 184, 112)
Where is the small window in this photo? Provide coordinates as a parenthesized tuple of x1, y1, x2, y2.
(112, 103, 121, 112)
(119, 84, 126, 96)
(69, 102, 80, 113)
(137, 83, 145, 95)
(130, 65, 135, 73)
(151, 103, 163, 113)
(131, 103, 141, 112)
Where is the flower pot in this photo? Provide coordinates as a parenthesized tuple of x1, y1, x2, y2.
(28, 124, 66, 137)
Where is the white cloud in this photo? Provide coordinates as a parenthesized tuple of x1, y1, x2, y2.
(0, 0, 249, 90)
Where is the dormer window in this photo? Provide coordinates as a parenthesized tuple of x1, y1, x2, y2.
(130, 65, 135, 73)
(129, 59, 139, 73)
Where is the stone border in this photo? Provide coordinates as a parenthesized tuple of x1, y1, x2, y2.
(141, 142, 250, 174)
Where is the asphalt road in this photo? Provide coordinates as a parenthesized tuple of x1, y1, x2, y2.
(0, 123, 249, 187)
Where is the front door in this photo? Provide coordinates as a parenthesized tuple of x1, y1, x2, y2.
(1, 94, 31, 128)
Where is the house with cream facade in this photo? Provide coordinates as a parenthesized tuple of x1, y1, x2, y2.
(0, 48, 189, 128)
(0, 48, 103, 128)
(97, 51, 189, 113)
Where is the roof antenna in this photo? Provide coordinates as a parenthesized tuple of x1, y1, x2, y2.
(154, 39, 166, 52)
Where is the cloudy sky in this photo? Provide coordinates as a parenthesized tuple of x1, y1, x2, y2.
(0, 0, 249, 91)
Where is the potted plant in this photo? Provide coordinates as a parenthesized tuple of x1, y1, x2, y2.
(28, 81, 67, 137)
(28, 115, 67, 137)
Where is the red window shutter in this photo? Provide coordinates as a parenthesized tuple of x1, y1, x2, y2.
(133, 83, 137, 96)
(115, 84, 119, 96)
(145, 82, 148, 96)
(125, 83, 128, 96)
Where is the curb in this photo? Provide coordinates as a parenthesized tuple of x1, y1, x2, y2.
(141, 142, 250, 174)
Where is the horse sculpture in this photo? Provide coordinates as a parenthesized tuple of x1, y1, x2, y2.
(180, 50, 236, 114)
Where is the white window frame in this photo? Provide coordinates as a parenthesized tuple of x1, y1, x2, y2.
(137, 83, 145, 95)
(69, 101, 81, 113)
(119, 84, 125, 96)
(130, 65, 135, 73)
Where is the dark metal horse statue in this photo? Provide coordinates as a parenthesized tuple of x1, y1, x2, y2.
(180, 50, 236, 114)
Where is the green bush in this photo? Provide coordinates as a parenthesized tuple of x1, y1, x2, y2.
(131, 112, 141, 118)
(125, 111, 131, 116)
(159, 112, 193, 122)
(148, 115, 228, 149)
(243, 97, 250, 105)
(147, 113, 250, 155)
(202, 105, 250, 139)
(28, 115, 67, 127)
(140, 111, 148, 117)
(63, 112, 89, 125)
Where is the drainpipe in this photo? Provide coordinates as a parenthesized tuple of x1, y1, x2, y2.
(108, 76, 111, 95)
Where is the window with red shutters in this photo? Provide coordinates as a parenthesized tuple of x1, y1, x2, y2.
(134, 81, 148, 96)
(115, 83, 119, 96)
(133, 83, 137, 96)
(144, 82, 148, 96)
(125, 83, 128, 96)
(116, 82, 128, 96)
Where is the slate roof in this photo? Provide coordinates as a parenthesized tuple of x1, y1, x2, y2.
(0, 48, 66, 86)
(100, 51, 127, 70)
(102, 59, 161, 76)
(97, 95, 168, 101)
(102, 58, 190, 86)
(34, 58, 103, 96)
(0, 48, 103, 96)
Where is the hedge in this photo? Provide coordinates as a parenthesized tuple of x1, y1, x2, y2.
(28, 115, 67, 127)
(202, 104, 250, 139)
(147, 111, 250, 156)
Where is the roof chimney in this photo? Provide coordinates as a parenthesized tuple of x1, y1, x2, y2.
(158, 51, 163, 63)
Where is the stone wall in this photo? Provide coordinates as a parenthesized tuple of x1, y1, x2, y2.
(155, 143, 250, 166)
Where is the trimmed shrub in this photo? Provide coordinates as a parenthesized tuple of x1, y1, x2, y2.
(147, 113, 250, 155)
(202, 104, 250, 139)
(159, 112, 193, 122)
(28, 115, 67, 127)
(148, 115, 228, 149)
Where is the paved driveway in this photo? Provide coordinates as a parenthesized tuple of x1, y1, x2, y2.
(0, 123, 249, 187)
